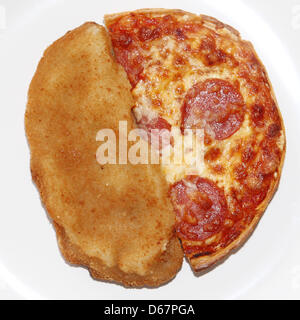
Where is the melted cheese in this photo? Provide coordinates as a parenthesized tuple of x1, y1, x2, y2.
(132, 35, 260, 195)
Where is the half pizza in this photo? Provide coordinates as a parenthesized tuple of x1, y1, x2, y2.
(105, 9, 286, 271)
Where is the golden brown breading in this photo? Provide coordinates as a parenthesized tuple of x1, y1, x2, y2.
(25, 22, 183, 287)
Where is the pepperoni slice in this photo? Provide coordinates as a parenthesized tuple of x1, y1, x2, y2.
(108, 13, 202, 87)
(181, 79, 245, 140)
(112, 45, 144, 87)
(133, 107, 172, 150)
(143, 116, 172, 132)
(170, 176, 229, 241)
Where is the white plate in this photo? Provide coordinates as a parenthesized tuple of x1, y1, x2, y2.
(0, 0, 300, 300)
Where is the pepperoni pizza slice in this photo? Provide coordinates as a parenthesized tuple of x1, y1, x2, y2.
(105, 9, 286, 271)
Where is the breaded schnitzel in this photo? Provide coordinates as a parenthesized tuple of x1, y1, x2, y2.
(25, 22, 183, 287)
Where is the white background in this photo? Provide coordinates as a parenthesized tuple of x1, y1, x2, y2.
(0, 0, 299, 299)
